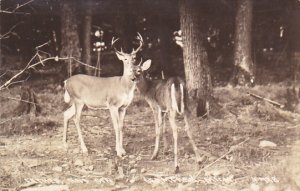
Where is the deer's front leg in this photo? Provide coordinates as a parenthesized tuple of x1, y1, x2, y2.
(118, 107, 127, 156)
(109, 106, 123, 157)
(151, 107, 162, 160)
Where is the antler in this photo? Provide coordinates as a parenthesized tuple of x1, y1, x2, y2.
(138, 57, 143, 66)
(111, 37, 124, 55)
(131, 32, 144, 54)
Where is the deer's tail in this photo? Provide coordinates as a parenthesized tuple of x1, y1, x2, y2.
(170, 78, 185, 115)
(64, 80, 71, 103)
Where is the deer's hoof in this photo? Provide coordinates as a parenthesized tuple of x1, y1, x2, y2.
(117, 149, 126, 157)
(120, 148, 126, 155)
(81, 147, 88, 155)
(151, 154, 158, 160)
(174, 166, 180, 174)
(63, 142, 68, 150)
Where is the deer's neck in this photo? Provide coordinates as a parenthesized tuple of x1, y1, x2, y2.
(136, 75, 153, 96)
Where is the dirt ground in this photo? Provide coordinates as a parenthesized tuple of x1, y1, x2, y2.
(1, 81, 300, 191)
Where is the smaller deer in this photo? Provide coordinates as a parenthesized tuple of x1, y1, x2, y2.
(134, 60, 203, 173)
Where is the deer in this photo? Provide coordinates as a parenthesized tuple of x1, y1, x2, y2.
(63, 33, 144, 157)
(134, 59, 203, 173)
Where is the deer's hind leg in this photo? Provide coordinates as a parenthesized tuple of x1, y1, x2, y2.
(169, 110, 179, 173)
(63, 104, 75, 147)
(183, 114, 202, 164)
(73, 103, 88, 154)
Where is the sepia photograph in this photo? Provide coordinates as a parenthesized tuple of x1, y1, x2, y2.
(0, 0, 300, 190)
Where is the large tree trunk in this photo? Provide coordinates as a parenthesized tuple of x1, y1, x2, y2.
(230, 0, 254, 86)
(179, 0, 212, 117)
(82, 3, 93, 75)
(0, 4, 2, 69)
(288, 0, 300, 81)
(60, 0, 82, 76)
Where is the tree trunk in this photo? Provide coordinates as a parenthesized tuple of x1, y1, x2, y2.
(179, 0, 212, 117)
(82, 4, 92, 75)
(60, 0, 82, 76)
(0, 1, 2, 69)
(230, 0, 254, 86)
(288, 0, 300, 81)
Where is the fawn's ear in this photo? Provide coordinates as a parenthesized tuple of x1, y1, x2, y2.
(141, 59, 151, 71)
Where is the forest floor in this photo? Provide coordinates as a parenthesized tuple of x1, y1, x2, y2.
(1, 78, 300, 191)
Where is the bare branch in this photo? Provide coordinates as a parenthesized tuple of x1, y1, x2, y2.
(0, 94, 38, 105)
(6, 76, 30, 89)
(35, 40, 51, 50)
(0, 0, 34, 15)
(0, 22, 23, 40)
(0, 54, 100, 91)
(0, 72, 7, 78)
(12, 0, 35, 12)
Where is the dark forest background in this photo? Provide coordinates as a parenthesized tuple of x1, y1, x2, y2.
(1, 0, 300, 114)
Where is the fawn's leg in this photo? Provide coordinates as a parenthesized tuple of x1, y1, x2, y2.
(169, 110, 179, 173)
(118, 107, 127, 155)
(63, 104, 75, 146)
(73, 103, 87, 153)
(162, 112, 168, 154)
(151, 106, 162, 160)
(184, 114, 202, 164)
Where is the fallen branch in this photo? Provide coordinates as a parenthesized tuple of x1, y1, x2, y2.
(181, 138, 250, 189)
(247, 92, 284, 108)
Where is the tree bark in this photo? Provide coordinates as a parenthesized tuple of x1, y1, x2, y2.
(230, 0, 254, 86)
(0, 1, 2, 69)
(179, 0, 212, 117)
(82, 4, 93, 75)
(287, 0, 300, 81)
(60, 0, 82, 76)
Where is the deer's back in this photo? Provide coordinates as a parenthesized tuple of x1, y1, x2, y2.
(144, 77, 185, 112)
(65, 74, 136, 108)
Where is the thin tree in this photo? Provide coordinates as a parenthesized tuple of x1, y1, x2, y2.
(60, 0, 82, 76)
(82, 1, 92, 75)
(179, 0, 212, 117)
(230, 0, 254, 86)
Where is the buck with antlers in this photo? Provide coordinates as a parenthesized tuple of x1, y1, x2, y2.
(134, 60, 203, 173)
(63, 33, 145, 156)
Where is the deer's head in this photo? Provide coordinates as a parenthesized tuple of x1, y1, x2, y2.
(111, 33, 144, 77)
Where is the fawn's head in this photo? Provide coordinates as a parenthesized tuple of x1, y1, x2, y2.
(111, 33, 144, 77)
(134, 59, 152, 80)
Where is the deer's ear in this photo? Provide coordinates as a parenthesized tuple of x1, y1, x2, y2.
(141, 59, 151, 71)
